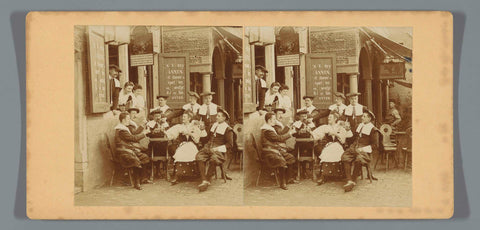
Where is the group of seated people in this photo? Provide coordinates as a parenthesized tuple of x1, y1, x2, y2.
(113, 90, 235, 192)
(260, 91, 379, 192)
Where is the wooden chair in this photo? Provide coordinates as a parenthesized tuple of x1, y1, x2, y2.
(228, 123, 244, 169)
(104, 133, 134, 187)
(357, 128, 380, 183)
(375, 124, 399, 171)
(212, 163, 228, 183)
(251, 133, 279, 187)
(402, 127, 412, 170)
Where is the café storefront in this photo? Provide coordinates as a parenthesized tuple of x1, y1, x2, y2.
(74, 26, 242, 192)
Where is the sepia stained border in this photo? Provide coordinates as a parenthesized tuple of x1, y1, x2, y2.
(26, 11, 453, 219)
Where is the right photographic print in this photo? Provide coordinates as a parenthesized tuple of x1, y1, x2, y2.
(243, 26, 412, 206)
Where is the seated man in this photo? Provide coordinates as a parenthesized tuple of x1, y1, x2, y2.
(341, 108, 378, 192)
(114, 112, 151, 190)
(146, 110, 169, 178)
(261, 112, 297, 190)
(293, 109, 315, 179)
(195, 107, 233, 192)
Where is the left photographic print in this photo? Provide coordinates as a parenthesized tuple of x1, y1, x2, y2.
(74, 25, 244, 206)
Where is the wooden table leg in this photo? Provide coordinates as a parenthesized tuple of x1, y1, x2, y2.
(312, 142, 317, 182)
(150, 147, 154, 181)
(296, 145, 301, 181)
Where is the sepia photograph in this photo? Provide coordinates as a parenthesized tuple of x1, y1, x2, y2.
(73, 25, 244, 206)
(243, 26, 413, 206)
(25, 11, 453, 219)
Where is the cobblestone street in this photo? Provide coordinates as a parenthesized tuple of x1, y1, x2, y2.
(75, 166, 243, 206)
(245, 169, 411, 207)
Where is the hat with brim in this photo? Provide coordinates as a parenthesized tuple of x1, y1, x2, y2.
(273, 107, 286, 113)
(200, 91, 216, 97)
(363, 106, 376, 120)
(156, 95, 169, 99)
(255, 65, 268, 73)
(334, 92, 346, 100)
(296, 109, 308, 115)
(109, 64, 122, 73)
(127, 107, 140, 113)
(188, 91, 200, 99)
(150, 109, 162, 115)
(303, 95, 315, 100)
(217, 107, 230, 120)
(346, 92, 361, 97)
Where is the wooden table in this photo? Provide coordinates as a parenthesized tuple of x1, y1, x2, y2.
(295, 137, 317, 181)
(149, 137, 169, 181)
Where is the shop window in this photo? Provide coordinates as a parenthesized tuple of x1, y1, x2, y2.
(189, 73, 203, 94)
(108, 45, 119, 68)
(336, 73, 350, 94)
(254, 45, 266, 67)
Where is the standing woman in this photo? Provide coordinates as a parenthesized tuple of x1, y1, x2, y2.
(118, 82, 135, 109)
(114, 112, 151, 190)
(165, 111, 206, 185)
(386, 100, 402, 129)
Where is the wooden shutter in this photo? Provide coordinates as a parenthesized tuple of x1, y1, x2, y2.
(86, 26, 111, 114)
(243, 42, 256, 113)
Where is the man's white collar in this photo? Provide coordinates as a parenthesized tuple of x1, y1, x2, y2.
(114, 123, 131, 133)
(356, 122, 374, 135)
(199, 103, 217, 115)
(345, 104, 363, 116)
(260, 123, 277, 133)
(210, 122, 229, 135)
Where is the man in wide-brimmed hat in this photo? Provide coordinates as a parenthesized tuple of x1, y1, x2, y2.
(341, 107, 378, 192)
(149, 95, 175, 122)
(255, 65, 269, 111)
(109, 64, 123, 111)
(292, 109, 315, 179)
(195, 107, 234, 192)
(344, 92, 364, 130)
(198, 91, 218, 135)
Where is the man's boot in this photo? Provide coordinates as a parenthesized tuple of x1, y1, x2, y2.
(342, 162, 355, 192)
(279, 167, 288, 190)
(286, 166, 299, 184)
(133, 168, 143, 190)
(197, 161, 210, 192)
(170, 163, 178, 185)
(206, 162, 217, 183)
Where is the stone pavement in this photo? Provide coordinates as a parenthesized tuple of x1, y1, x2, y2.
(245, 169, 412, 207)
(75, 164, 411, 207)
(75, 166, 243, 206)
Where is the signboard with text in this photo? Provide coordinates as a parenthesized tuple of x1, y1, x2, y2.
(158, 53, 190, 108)
(130, 33, 154, 66)
(306, 54, 337, 109)
(379, 62, 406, 80)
